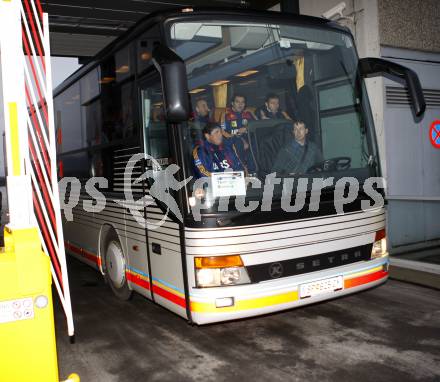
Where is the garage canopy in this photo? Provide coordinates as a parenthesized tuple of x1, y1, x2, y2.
(42, 0, 279, 57)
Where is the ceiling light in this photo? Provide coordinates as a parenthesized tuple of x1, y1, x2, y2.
(140, 52, 151, 61)
(115, 65, 129, 73)
(189, 88, 206, 94)
(99, 77, 115, 84)
(210, 80, 230, 86)
(235, 70, 259, 77)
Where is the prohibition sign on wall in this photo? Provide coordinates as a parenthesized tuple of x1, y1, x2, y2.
(430, 121, 440, 149)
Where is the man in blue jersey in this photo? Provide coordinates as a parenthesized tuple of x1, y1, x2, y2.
(220, 94, 257, 172)
(221, 94, 256, 139)
(192, 123, 250, 178)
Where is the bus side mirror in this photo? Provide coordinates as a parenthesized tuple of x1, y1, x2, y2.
(152, 45, 190, 123)
(359, 57, 426, 118)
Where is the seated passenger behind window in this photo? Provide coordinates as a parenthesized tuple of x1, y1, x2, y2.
(190, 98, 213, 143)
(256, 93, 292, 120)
(193, 98, 212, 126)
(221, 94, 256, 139)
(296, 85, 317, 142)
(192, 123, 250, 178)
(220, 93, 256, 172)
(272, 120, 323, 175)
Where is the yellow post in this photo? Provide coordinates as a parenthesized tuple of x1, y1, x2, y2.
(0, 227, 59, 382)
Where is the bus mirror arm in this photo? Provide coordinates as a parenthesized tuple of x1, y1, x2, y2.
(359, 57, 426, 118)
(152, 45, 191, 123)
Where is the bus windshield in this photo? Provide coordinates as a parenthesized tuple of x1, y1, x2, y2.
(168, 20, 378, 215)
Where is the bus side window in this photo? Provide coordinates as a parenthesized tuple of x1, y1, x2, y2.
(55, 82, 84, 153)
(141, 80, 171, 163)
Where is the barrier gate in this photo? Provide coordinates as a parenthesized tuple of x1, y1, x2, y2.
(0, 0, 77, 380)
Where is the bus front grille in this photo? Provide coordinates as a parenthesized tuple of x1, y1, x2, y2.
(246, 244, 372, 283)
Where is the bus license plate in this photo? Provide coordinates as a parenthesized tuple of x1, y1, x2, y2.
(299, 276, 344, 299)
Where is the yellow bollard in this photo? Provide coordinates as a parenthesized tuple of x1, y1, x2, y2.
(64, 373, 81, 382)
(0, 227, 59, 382)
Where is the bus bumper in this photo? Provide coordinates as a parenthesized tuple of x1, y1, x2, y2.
(189, 256, 389, 325)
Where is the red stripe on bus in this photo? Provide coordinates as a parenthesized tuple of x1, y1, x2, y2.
(126, 272, 151, 290)
(152, 284, 187, 308)
(84, 250, 101, 266)
(65, 242, 185, 308)
(126, 271, 186, 308)
(345, 270, 388, 289)
(65, 242, 101, 267)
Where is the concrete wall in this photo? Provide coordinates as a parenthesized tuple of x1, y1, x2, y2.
(378, 0, 440, 53)
(297, 0, 440, 250)
(382, 47, 440, 249)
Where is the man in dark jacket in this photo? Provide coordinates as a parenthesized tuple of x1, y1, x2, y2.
(192, 123, 253, 178)
(272, 120, 323, 175)
(193, 98, 212, 126)
(256, 93, 292, 120)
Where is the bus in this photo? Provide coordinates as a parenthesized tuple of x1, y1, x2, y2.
(54, 7, 425, 324)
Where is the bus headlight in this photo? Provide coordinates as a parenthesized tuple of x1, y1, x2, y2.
(195, 255, 251, 287)
(371, 229, 387, 259)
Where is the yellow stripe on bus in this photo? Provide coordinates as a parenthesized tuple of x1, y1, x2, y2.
(191, 290, 299, 313)
(191, 263, 387, 314)
(345, 265, 384, 280)
(152, 280, 185, 299)
(9, 102, 20, 176)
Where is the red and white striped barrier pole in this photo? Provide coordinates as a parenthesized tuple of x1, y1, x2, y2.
(1, 0, 74, 337)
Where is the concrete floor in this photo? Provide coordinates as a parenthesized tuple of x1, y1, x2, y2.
(54, 258, 440, 382)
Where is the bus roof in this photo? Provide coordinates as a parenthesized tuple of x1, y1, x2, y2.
(53, 7, 350, 97)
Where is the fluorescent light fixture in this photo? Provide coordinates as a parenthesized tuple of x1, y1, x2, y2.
(235, 70, 259, 78)
(99, 77, 115, 84)
(210, 80, 230, 86)
(115, 65, 130, 73)
(140, 52, 151, 61)
(189, 88, 206, 94)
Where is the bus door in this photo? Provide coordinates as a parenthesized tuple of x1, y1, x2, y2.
(138, 73, 188, 318)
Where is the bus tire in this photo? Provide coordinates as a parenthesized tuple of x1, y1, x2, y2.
(103, 230, 132, 301)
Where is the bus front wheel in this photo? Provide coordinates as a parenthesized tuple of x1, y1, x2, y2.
(103, 231, 132, 301)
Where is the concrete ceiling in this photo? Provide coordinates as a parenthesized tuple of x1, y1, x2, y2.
(42, 0, 280, 57)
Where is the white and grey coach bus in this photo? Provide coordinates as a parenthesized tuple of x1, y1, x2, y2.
(55, 7, 425, 324)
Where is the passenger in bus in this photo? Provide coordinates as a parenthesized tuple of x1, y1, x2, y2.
(192, 123, 250, 178)
(190, 98, 214, 144)
(221, 94, 256, 138)
(220, 94, 256, 172)
(193, 98, 212, 126)
(272, 120, 323, 175)
(256, 93, 292, 120)
(152, 105, 165, 122)
(296, 85, 317, 142)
